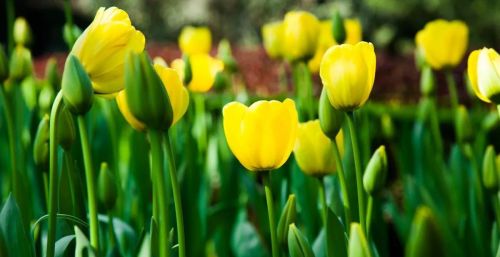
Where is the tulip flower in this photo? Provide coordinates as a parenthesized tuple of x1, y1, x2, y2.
(282, 11, 320, 61)
(71, 7, 145, 97)
(308, 19, 362, 73)
(188, 54, 224, 93)
(262, 21, 284, 59)
(222, 99, 298, 171)
(319, 41, 376, 111)
(415, 19, 468, 70)
(294, 120, 344, 177)
(467, 48, 500, 104)
(117, 60, 189, 131)
(179, 26, 212, 56)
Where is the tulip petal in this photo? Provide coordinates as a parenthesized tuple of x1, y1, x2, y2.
(116, 90, 146, 131)
(477, 49, 500, 101)
(467, 50, 491, 103)
(154, 63, 189, 125)
(223, 102, 250, 169)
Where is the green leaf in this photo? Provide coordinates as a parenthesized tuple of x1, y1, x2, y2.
(326, 209, 347, 257)
(55, 235, 76, 257)
(231, 212, 268, 257)
(0, 194, 34, 257)
(74, 226, 96, 257)
(288, 224, 315, 257)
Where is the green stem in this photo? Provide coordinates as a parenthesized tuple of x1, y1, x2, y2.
(63, 151, 77, 216)
(318, 177, 328, 225)
(445, 70, 459, 113)
(0, 86, 17, 197)
(108, 212, 115, 248)
(493, 195, 500, 232)
(63, 0, 73, 26)
(331, 140, 351, 234)
(46, 91, 64, 257)
(463, 144, 485, 210)
(165, 133, 186, 257)
(346, 111, 366, 234)
(6, 0, 14, 54)
(263, 173, 279, 257)
(43, 172, 49, 211)
(77, 115, 100, 255)
(366, 196, 373, 239)
(149, 130, 169, 257)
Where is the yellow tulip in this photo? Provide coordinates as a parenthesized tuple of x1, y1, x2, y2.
(223, 99, 299, 171)
(171, 58, 185, 81)
(282, 11, 320, 61)
(188, 54, 224, 93)
(71, 7, 145, 97)
(294, 120, 344, 176)
(262, 21, 284, 59)
(308, 19, 362, 73)
(467, 48, 500, 103)
(415, 19, 468, 70)
(320, 42, 376, 111)
(153, 56, 168, 67)
(179, 26, 212, 56)
(116, 63, 189, 131)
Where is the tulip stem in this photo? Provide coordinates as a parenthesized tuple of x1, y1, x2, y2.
(77, 115, 100, 255)
(318, 178, 328, 225)
(46, 91, 65, 257)
(346, 111, 366, 235)
(149, 130, 169, 257)
(331, 140, 352, 234)
(366, 196, 373, 239)
(108, 212, 115, 248)
(0, 86, 18, 198)
(63, 0, 73, 26)
(165, 133, 186, 257)
(445, 70, 459, 113)
(263, 173, 279, 257)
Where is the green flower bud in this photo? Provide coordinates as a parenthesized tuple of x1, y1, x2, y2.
(381, 114, 394, 139)
(331, 10, 346, 44)
(45, 58, 60, 90)
(288, 224, 314, 257)
(63, 23, 82, 49)
(455, 105, 473, 143)
(33, 115, 50, 169)
(483, 146, 498, 191)
(20, 76, 37, 110)
(405, 206, 445, 257)
(98, 162, 118, 211)
(58, 106, 76, 151)
(319, 87, 344, 141)
(277, 194, 296, 248)
(213, 71, 230, 92)
(416, 97, 433, 123)
(414, 47, 426, 71)
(13, 17, 32, 46)
(183, 55, 193, 85)
(38, 82, 55, 116)
(61, 54, 94, 115)
(349, 223, 372, 257)
(420, 66, 435, 96)
(0, 44, 8, 82)
(125, 51, 172, 131)
(363, 145, 388, 195)
(9, 45, 33, 81)
(217, 39, 238, 73)
(482, 112, 499, 131)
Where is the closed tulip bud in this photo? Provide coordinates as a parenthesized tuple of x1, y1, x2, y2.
(13, 17, 32, 46)
(320, 42, 376, 111)
(217, 39, 238, 73)
(58, 106, 76, 151)
(262, 21, 284, 59)
(349, 223, 372, 257)
(71, 7, 145, 97)
(38, 82, 55, 116)
(420, 66, 435, 96)
(179, 26, 212, 56)
(332, 10, 346, 44)
(33, 115, 50, 169)
(363, 145, 388, 195)
(124, 52, 173, 131)
(405, 206, 445, 257)
(277, 194, 296, 248)
(9, 45, 33, 81)
(213, 71, 230, 92)
(44, 58, 60, 90)
(455, 105, 473, 143)
(61, 55, 94, 115)
(0, 44, 8, 82)
(467, 48, 500, 104)
(20, 76, 37, 110)
(223, 99, 298, 171)
(288, 224, 314, 257)
(381, 114, 394, 139)
(482, 112, 499, 131)
(319, 87, 344, 140)
(294, 120, 343, 176)
(483, 146, 498, 191)
(63, 23, 82, 49)
(416, 20, 468, 70)
(283, 11, 320, 61)
(188, 54, 224, 93)
(98, 162, 118, 211)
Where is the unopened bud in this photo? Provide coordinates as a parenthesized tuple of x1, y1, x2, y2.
(319, 87, 344, 140)
(363, 145, 388, 195)
(348, 223, 373, 257)
(9, 45, 33, 81)
(277, 194, 296, 248)
(420, 66, 435, 96)
(455, 105, 473, 143)
(483, 146, 498, 191)
(61, 55, 94, 115)
(98, 163, 118, 211)
(217, 39, 237, 73)
(405, 206, 445, 257)
(332, 10, 346, 44)
(288, 224, 314, 257)
(13, 17, 32, 46)
(63, 23, 82, 49)
(33, 115, 50, 169)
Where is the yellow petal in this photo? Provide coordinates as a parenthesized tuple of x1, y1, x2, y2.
(262, 21, 284, 59)
(188, 54, 224, 93)
(116, 90, 146, 131)
(282, 11, 320, 61)
(477, 48, 500, 102)
(154, 63, 190, 125)
(178, 26, 212, 56)
(222, 102, 250, 169)
(468, 49, 491, 103)
(345, 19, 362, 44)
(171, 58, 185, 81)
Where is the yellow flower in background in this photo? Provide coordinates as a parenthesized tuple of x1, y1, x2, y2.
(308, 19, 362, 73)
(179, 26, 212, 56)
(262, 21, 284, 59)
(294, 120, 344, 177)
(320, 41, 376, 111)
(117, 63, 189, 131)
(188, 54, 224, 93)
(282, 11, 320, 61)
(153, 56, 168, 67)
(468, 48, 500, 103)
(71, 7, 145, 97)
(171, 58, 185, 81)
(223, 99, 298, 171)
(415, 19, 468, 70)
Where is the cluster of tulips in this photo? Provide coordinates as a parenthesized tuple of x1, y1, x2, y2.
(1, 3, 500, 257)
